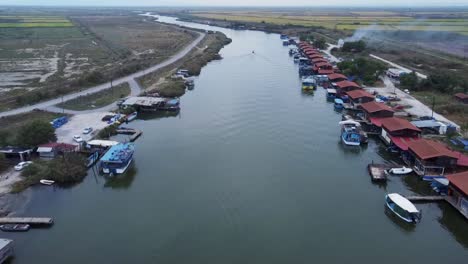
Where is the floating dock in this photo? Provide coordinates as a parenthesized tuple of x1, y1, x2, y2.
(367, 163, 388, 181)
(116, 128, 142, 142)
(0, 217, 53, 225)
(406, 196, 446, 203)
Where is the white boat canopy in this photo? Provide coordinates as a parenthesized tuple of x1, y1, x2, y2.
(326, 88, 337, 94)
(339, 120, 361, 127)
(388, 193, 419, 213)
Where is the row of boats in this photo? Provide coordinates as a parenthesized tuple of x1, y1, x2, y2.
(284, 36, 422, 224)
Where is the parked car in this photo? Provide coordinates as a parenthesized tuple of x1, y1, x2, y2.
(73, 135, 84, 143)
(82, 127, 93, 134)
(14, 161, 33, 171)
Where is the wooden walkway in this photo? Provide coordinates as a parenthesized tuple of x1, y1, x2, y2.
(0, 217, 53, 225)
(406, 196, 446, 203)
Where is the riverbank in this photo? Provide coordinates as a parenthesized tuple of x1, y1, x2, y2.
(137, 30, 231, 97)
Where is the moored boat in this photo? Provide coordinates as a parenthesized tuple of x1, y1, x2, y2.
(385, 193, 421, 223)
(0, 224, 30, 232)
(301, 76, 316, 91)
(385, 167, 413, 175)
(100, 143, 135, 175)
(39, 179, 55, 185)
(334, 98, 344, 110)
(339, 120, 362, 146)
(326, 88, 337, 100)
(125, 112, 138, 122)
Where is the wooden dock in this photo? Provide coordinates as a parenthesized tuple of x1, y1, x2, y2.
(0, 217, 53, 225)
(406, 196, 446, 203)
(116, 128, 142, 142)
(367, 163, 388, 181)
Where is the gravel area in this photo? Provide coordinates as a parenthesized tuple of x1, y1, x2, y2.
(365, 76, 459, 128)
(56, 112, 114, 144)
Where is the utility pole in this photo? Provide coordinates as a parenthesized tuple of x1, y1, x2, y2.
(431, 95, 435, 118)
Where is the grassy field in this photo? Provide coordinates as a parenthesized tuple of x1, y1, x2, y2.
(191, 11, 468, 35)
(413, 91, 468, 127)
(0, 12, 197, 112)
(56, 82, 130, 111)
(0, 111, 64, 145)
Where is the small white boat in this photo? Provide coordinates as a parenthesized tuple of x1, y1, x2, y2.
(385, 167, 413, 175)
(126, 112, 138, 122)
(40, 179, 55, 185)
(385, 193, 421, 223)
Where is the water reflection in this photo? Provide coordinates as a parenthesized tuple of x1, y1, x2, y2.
(103, 166, 137, 189)
(384, 205, 416, 233)
(138, 111, 180, 121)
(438, 203, 468, 248)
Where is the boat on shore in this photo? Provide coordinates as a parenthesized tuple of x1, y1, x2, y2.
(39, 179, 55, 185)
(0, 224, 30, 232)
(385, 167, 413, 175)
(100, 143, 135, 175)
(385, 193, 421, 223)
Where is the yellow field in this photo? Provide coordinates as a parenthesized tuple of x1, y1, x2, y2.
(192, 12, 468, 35)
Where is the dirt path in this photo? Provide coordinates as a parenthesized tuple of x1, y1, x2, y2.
(0, 169, 23, 195)
(0, 32, 205, 118)
(369, 54, 427, 79)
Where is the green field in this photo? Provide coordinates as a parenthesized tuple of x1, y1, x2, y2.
(0, 15, 73, 27)
(56, 82, 131, 111)
(192, 12, 468, 35)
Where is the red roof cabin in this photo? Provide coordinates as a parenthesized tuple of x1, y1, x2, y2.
(379, 117, 421, 151)
(402, 139, 459, 180)
(327, 73, 347, 82)
(454, 93, 468, 104)
(312, 58, 328, 64)
(314, 62, 333, 70)
(333, 80, 361, 94)
(308, 54, 323, 59)
(318, 69, 334, 75)
(345, 90, 375, 106)
(446, 171, 468, 219)
(358, 101, 394, 123)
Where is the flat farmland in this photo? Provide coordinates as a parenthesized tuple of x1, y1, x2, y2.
(191, 11, 468, 35)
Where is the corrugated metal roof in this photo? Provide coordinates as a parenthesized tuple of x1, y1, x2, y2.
(411, 120, 446, 128)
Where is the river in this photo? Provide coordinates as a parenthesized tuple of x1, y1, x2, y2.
(3, 15, 467, 263)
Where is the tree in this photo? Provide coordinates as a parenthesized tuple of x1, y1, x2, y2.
(314, 38, 326, 49)
(337, 57, 386, 85)
(400, 71, 418, 90)
(0, 154, 8, 173)
(16, 120, 56, 147)
(341, 40, 366, 52)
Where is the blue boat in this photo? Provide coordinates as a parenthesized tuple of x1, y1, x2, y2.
(341, 126, 361, 146)
(334, 98, 344, 110)
(100, 143, 134, 175)
(326, 89, 337, 100)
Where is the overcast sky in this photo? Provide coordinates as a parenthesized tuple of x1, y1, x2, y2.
(5, 0, 468, 7)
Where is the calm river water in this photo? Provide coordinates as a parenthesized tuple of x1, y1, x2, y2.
(4, 16, 467, 263)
